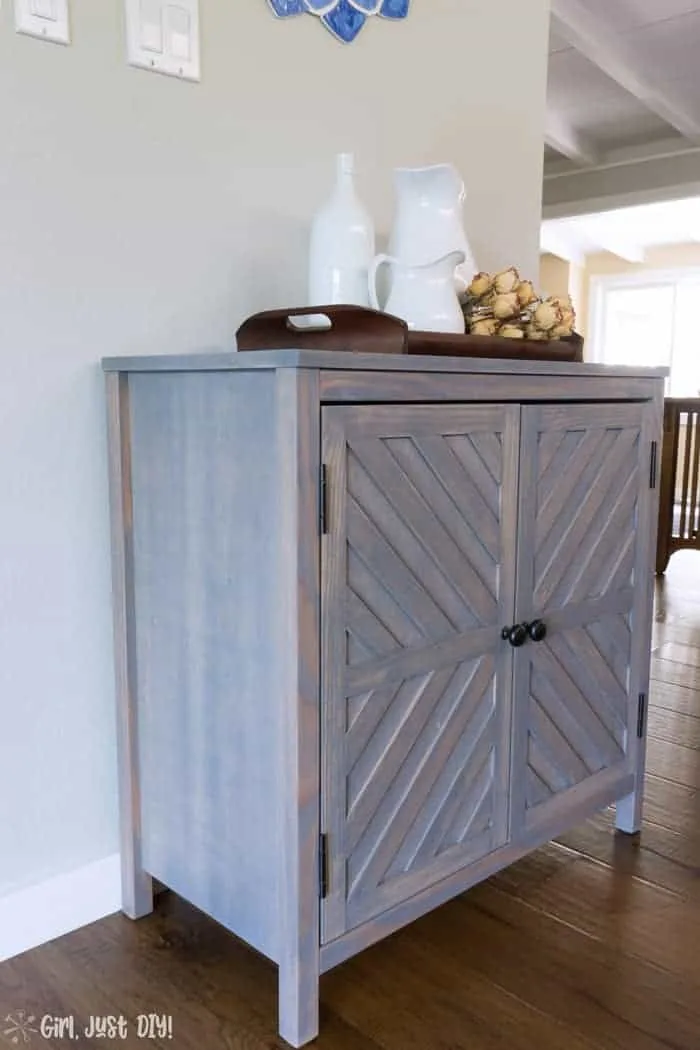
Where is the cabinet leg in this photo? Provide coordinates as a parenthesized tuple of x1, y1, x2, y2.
(121, 853, 154, 920)
(278, 959, 320, 1048)
(615, 787, 643, 835)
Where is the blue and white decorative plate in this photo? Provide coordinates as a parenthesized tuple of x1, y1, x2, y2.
(267, 0, 410, 43)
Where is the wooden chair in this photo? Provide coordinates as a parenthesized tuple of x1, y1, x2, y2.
(656, 399, 700, 573)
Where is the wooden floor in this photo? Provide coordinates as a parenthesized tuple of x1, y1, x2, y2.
(3, 555, 700, 1050)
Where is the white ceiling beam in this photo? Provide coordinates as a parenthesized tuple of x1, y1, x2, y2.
(587, 232, 645, 263)
(540, 223, 585, 265)
(545, 110, 599, 167)
(551, 0, 700, 141)
(544, 138, 700, 180)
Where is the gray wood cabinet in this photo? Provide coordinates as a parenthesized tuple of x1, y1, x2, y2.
(103, 351, 664, 1049)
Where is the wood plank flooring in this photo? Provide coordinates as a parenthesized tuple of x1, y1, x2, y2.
(2, 553, 700, 1049)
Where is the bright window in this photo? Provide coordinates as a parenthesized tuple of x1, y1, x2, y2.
(590, 272, 700, 396)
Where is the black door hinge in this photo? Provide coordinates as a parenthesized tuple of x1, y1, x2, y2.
(319, 834, 329, 899)
(650, 441, 658, 489)
(320, 465, 329, 535)
(637, 693, 647, 739)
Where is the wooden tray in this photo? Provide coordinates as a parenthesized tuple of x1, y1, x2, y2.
(236, 305, 407, 355)
(407, 330, 584, 362)
(236, 305, 584, 362)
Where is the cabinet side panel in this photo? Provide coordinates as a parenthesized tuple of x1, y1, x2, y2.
(129, 371, 281, 961)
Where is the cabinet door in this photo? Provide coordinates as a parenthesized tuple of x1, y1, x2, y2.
(320, 403, 519, 942)
(511, 402, 655, 839)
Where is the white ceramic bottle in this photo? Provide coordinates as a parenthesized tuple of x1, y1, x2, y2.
(308, 153, 375, 307)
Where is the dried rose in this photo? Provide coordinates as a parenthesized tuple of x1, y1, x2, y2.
(493, 292, 520, 320)
(470, 318, 500, 337)
(500, 324, 525, 339)
(551, 295, 576, 326)
(533, 299, 563, 332)
(551, 321, 575, 339)
(494, 267, 520, 294)
(526, 324, 549, 342)
(468, 272, 493, 298)
(516, 280, 537, 307)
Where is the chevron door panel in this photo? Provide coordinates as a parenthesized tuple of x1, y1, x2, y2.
(321, 404, 520, 941)
(511, 403, 652, 837)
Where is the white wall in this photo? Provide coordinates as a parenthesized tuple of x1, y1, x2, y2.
(0, 0, 551, 901)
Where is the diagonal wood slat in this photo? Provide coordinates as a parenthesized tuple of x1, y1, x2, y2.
(348, 498, 455, 640)
(346, 669, 446, 837)
(443, 434, 500, 519)
(384, 437, 498, 597)
(536, 427, 613, 551)
(468, 431, 502, 484)
(413, 436, 501, 558)
(440, 744, 495, 851)
(346, 658, 487, 859)
(555, 627, 628, 727)
(348, 550, 424, 651)
(535, 429, 634, 602)
(346, 589, 401, 664)
(534, 643, 625, 766)
(528, 735, 576, 795)
(587, 616, 631, 692)
(526, 765, 554, 809)
(348, 657, 496, 899)
(381, 688, 496, 881)
(529, 696, 591, 785)
(346, 681, 403, 763)
(529, 669, 612, 775)
(561, 469, 637, 607)
(554, 457, 642, 609)
(348, 440, 494, 626)
(347, 632, 374, 666)
(537, 426, 570, 483)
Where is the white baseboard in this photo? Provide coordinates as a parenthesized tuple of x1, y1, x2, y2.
(0, 854, 121, 963)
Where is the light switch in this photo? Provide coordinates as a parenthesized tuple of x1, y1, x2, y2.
(166, 6, 190, 61)
(139, 0, 163, 53)
(30, 0, 56, 19)
(125, 0, 200, 81)
(15, 0, 70, 43)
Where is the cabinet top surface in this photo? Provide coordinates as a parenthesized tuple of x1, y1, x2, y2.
(102, 349, 668, 380)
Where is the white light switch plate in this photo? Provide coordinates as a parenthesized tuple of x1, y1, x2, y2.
(125, 0, 200, 82)
(15, 0, 70, 44)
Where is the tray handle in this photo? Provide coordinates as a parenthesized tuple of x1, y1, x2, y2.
(236, 305, 408, 355)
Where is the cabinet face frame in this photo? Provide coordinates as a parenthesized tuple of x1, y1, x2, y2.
(319, 403, 521, 943)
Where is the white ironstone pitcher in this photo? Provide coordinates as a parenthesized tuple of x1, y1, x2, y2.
(388, 163, 476, 293)
(369, 250, 466, 333)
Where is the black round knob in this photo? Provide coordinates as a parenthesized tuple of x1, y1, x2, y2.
(527, 619, 547, 643)
(502, 624, 528, 648)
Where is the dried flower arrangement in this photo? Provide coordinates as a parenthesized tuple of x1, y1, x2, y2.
(461, 267, 577, 342)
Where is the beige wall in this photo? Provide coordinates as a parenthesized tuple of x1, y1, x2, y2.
(539, 253, 572, 299)
(0, 1, 552, 904)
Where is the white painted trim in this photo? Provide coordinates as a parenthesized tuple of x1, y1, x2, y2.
(0, 854, 121, 963)
(589, 266, 700, 290)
